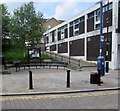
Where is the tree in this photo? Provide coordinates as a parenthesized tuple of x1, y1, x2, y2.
(0, 4, 10, 38)
(10, 2, 44, 46)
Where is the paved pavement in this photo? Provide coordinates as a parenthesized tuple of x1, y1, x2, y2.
(1, 66, 119, 96)
(1, 90, 119, 109)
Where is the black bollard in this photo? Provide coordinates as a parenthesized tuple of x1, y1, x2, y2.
(67, 70, 71, 88)
(97, 70, 101, 86)
(29, 71, 33, 89)
(106, 61, 109, 73)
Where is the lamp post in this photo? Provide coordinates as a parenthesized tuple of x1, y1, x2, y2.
(105, 0, 109, 73)
(97, 0, 105, 85)
(106, 17, 109, 73)
(100, 0, 103, 56)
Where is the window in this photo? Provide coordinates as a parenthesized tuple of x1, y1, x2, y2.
(74, 31, 79, 36)
(70, 22, 73, 27)
(49, 32, 52, 43)
(58, 28, 61, 32)
(74, 24, 79, 36)
(96, 15, 100, 21)
(95, 23, 100, 29)
(74, 19, 79, 25)
(95, 9, 100, 21)
(64, 24, 67, 29)
(80, 16, 85, 22)
(87, 11, 94, 18)
(54, 30, 56, 36)
(119, 1, 120, 7)
(109, 3, 112, 10)
(73, 19, 79, 36)
(47, 25, 51, 29)
(87, 38, 91, 42)
(61, 27, 64, 39)
(95, 9, 100, 15)
(58, 24, 68, 40)
(103, 3, 112, 12)
(103, 6, 107, 12)
(75, 24, 79, 29)
(69, 22, 74, 37)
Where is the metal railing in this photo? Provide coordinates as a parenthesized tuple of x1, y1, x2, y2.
(42, 51, 81, 69)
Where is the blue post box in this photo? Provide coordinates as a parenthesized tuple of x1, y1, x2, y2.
(97, 56, 105, 76)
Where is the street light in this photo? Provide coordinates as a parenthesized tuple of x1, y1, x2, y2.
(105, 18, 109, 73)
(97, 0, 105, 85)
(105, 0, 109, 73)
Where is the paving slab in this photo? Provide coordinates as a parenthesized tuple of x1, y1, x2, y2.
(1, 67, 119, 95)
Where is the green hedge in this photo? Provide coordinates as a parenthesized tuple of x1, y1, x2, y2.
(2, 43, 53, 62)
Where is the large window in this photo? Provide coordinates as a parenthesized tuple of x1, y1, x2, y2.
(87, 11, 94, 19)
(69, 16, 85, 37)
(87, 11, 94, 32)
(58, 24, 68, 40)
(95, 23, 100, 29)
(52, 30, 55, 42)
(103, 2, 112, 12)
(94, 9, 100, 29)
(95, 9, 100, 21)
(69, 22, 74, 37)
(49, 32, 52, 43)
(74, 19, 79, 36)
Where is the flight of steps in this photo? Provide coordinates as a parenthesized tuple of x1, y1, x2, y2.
(43, 51, 97, 71)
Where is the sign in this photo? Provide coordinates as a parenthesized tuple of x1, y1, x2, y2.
(28, 49, 41, 58)
(101, 36, 104, 42)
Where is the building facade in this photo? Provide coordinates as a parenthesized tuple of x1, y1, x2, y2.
(43, 0, 120, 70)
(43, 18, 64, 31)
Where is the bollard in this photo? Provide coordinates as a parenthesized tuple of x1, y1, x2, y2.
(29, 71, 33, 89)
(67, 70, 71, 88)
(97, 70, 101, 86)
(106, 61, 109, 73)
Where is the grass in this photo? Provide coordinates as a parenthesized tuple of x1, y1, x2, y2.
(3, 43, 28, 61)
(41, 54, 53, 60)
(2, 43, 53, 62)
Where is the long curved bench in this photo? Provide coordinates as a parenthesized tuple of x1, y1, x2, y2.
(14, 61, 68, 72)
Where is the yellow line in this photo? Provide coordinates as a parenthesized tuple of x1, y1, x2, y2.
(1, 91, 119, 101)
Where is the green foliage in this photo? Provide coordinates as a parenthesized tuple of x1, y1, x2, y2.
(3, 43, 28, 61)
(10, 2, 45, 45)
(3, 43, 53, 61)
(41, 54, 53, 60)
(0, 4, 10, 38)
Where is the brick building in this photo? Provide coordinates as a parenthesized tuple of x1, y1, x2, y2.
(43, 0, 120, 70)
(43, 17, 64, 31)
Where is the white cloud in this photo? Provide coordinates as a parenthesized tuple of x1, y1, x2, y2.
(54, 0, 80, 20)
(43, 13, 51, 19)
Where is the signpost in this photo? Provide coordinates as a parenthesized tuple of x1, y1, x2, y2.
(28, 48, 41, 61)
(97, 0, 105, 85)
(105, 0, 110, 73)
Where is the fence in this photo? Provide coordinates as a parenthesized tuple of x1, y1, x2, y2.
(42, 51, 81, 69)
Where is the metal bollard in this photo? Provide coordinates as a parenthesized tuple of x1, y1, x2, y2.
(67, 70, 71, 88)
(29, 71, 33, 89)
(97, 70, 101, 86)
(106, 61, 109, 73)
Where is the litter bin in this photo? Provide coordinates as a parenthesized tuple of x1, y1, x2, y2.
(90, 71, 100, 84)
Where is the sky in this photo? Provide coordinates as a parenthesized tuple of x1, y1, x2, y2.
(1, 0, 99, 20)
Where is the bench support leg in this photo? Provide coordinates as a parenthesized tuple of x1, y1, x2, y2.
(16, 67, 17, 72)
